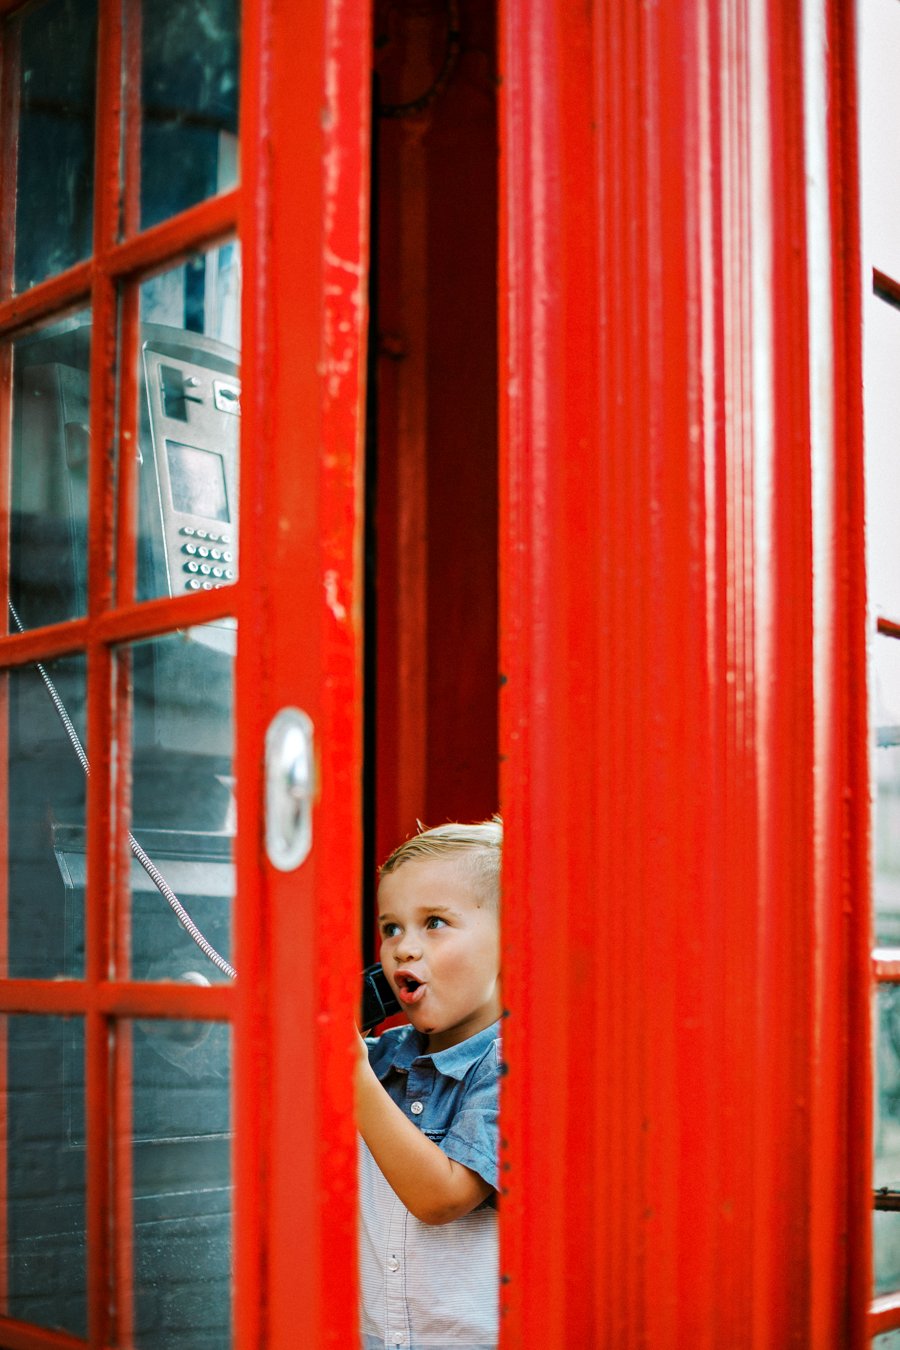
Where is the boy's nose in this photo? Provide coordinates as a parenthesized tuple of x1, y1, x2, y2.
(394, 935, 422, 961)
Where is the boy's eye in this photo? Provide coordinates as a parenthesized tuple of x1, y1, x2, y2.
(380, 921, 400, 938)
(425, 915, 447, 930)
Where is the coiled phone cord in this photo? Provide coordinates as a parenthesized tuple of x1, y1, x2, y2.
(8, 601, 237, 982)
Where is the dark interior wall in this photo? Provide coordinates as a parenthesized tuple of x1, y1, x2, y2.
(372, 0, 498, 864)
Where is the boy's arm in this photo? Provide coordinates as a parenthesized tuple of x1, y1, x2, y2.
(356, 1038, 493, 1226)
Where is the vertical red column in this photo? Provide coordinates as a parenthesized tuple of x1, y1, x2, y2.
(498, 0, 866, 1344)
(236, 0, 370, 1344)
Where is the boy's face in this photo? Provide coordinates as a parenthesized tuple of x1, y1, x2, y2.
(377, 855, 501, 1053)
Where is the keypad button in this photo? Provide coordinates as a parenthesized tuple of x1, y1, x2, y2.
(224, 568, 235, 580)
(183, 543, 197, 556)
(212, 567, 223, 579)
(222, 551, 233, 563)
(210, 548, 221, 561)
(185, 561, 200, 574)
(199, 564, 211, 576)
(220, 533, 231, 545)
(197, 546, 210, 558)
(186, 578, 202, 591)
(180, 526, 195, 537)
(196, 529, 208, 540)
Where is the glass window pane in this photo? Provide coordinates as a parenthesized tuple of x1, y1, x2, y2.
(865, 297, 900, 621)
(117, 626, 234, 983)
(875, 637, 900, 944)
(6, 655, 87, 979)
(136, 0, 239, 232)
(12, 0, 97, 292)
(876, 984, 900, 1293)
(875, 1335, 900, 1349)
(5, 1015, 86, 1335)
(129, 1018, 231, 1346)
(135, 245, 241, 604)
(859, 0, 900, 283)
(10, 312, 92, 631)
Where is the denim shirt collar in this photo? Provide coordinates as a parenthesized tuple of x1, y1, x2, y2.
(376, 1018, 501, 1083)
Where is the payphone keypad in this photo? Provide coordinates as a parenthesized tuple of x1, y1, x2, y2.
(180, 526, 235, 589)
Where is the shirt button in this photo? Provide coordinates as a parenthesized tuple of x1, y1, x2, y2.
(387, 1256, 400, 1272)
(393, 1335, 404, 1346)
(410, 1101, 424, 1115)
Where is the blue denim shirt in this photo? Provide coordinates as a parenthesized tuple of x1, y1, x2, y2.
(366, 1019, 501, 1192)
(360, 1020, 501, 1349)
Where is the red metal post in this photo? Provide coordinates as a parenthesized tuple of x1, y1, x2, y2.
(498, 0, 866, 1344)
(235, 0, 370, 1344)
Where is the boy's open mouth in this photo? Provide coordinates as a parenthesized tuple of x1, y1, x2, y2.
(395, 972, 427, 1005)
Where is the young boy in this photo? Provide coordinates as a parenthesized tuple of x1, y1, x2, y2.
(356, 819, 502, 1350)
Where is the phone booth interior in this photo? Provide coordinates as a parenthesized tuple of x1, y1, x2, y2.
(366, 0, 499, 891)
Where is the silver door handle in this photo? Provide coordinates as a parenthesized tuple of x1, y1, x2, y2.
(265, 707, 316, 871)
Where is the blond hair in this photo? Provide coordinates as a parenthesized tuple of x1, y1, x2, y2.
(379, 817, 502, 909)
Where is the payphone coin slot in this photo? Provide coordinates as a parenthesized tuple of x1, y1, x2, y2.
(160, 363, 204, 421)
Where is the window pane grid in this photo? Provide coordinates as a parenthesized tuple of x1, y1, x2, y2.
(0, 196, 239, 340)
(0, 981, 233, 1018)
(875, 516, 900, 1298)
(872, 1290, 900, 1336)
(0, 0, 242, 1344)
(876, 269, 900, 311)
(0, 1315, 89, 1348)
(875, 953, 900, 984)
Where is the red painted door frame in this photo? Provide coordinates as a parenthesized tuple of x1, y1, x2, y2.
(497, 0, 869, 1346)
(235, 0, 370, 1345)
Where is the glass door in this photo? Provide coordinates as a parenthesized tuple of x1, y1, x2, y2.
(0, 0, 370, 1345)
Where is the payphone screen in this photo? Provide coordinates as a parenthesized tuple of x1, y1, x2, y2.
(166, 439, 230, 522)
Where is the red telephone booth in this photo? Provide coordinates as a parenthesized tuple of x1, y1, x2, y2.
(0, 0, 887, 1345)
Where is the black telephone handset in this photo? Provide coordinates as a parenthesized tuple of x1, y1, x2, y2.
(361, 963, 401, 1033)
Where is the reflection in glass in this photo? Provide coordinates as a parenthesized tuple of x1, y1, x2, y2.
(876, 985, 900, 1293)
(135, 245, 241, 604)
(129, 1019, 231, 1347)
(6, 655, 87, 979)
(137, 0, 239, 231)
(874, 637, 900, 945)
(5, 1016, 86, 1335)
(13, 0, 97, 291)
(118, 627, 234, 983)
(10, 313, 92, 631)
